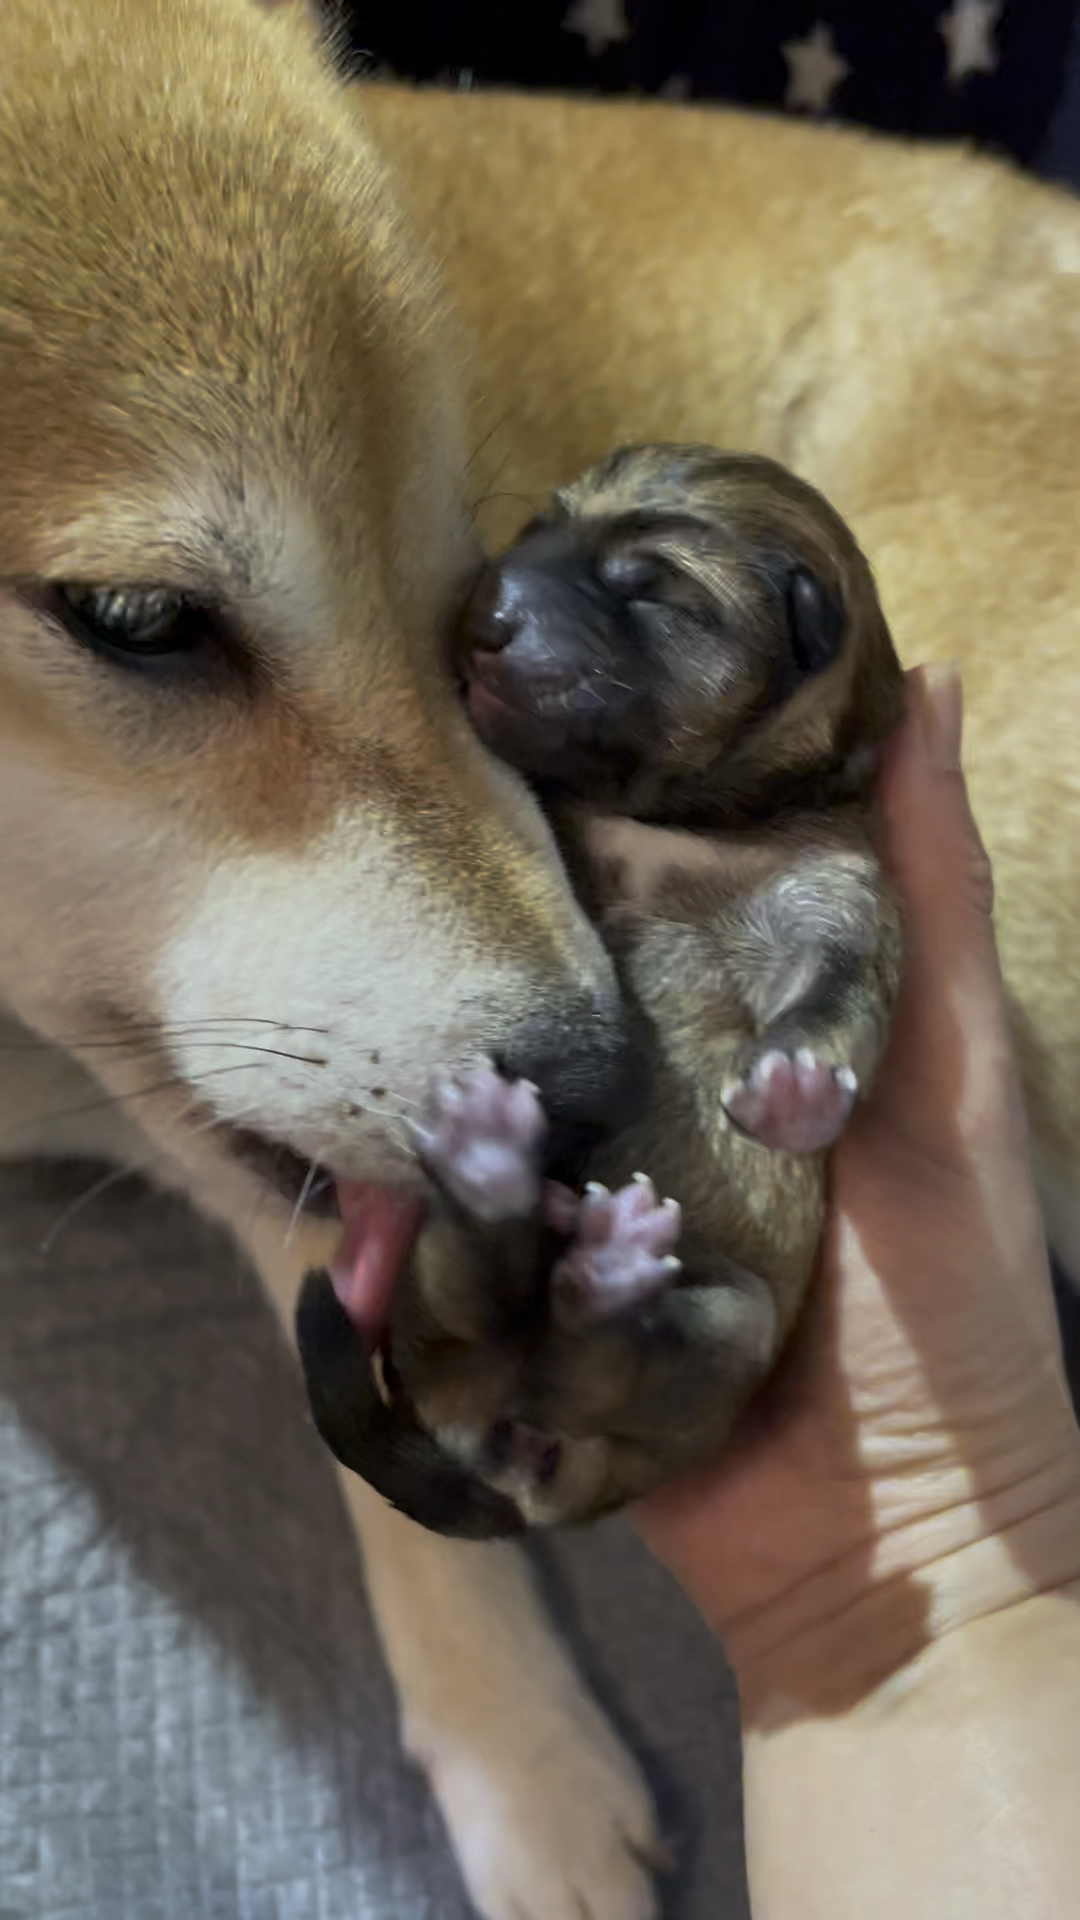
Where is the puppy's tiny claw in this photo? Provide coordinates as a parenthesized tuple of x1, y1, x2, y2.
(585, 1181, 610, 1198)
(435, 1078, 463, 1115)
(553, 1175, 684, 1322)
(371, 1347, 393, 1408)
(723, 1044, 858, 1154)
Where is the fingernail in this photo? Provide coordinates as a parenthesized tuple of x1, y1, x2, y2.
(919, 664, 963, 771)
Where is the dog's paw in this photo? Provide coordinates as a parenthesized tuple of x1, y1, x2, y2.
(722, 1045, 857, 1153)
(407, 1695, 663, 1920)
(553, 1174, 682, 1325)
(414, 1061, 546, 1222)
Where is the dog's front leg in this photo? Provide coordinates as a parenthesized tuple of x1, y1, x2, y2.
(252, 1224, 662, 1920)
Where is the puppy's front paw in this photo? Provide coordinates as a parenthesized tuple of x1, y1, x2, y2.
(408, 1692, 663, 1920)
(414, 1062, 546, 1222)
(553, 1175, 682, 1326)
(722, 1046, 856, 1153)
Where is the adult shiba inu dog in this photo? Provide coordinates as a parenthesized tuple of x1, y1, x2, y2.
(2, 2, 1080, 1915)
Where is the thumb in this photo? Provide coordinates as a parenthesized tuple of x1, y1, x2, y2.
(879, 665, 996, 952)
(866, 666, 1020, 1163)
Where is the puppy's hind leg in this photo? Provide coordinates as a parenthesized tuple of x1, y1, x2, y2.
(551, 1175, 780, 1466)
(721, 849, 901, 1155)
(253, 1225, 663, 1920)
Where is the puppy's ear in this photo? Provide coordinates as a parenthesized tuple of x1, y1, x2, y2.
(786, 567, 846, 677)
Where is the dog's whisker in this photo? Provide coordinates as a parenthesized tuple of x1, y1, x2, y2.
(140, 1016, 326, 1031)
(107, 1039, 328, 1067)
(37, 1096, 232, 1254)
(38, 1091, 273, 1257)
(463, 413, 510, 478)
(463, 455, 514, 526)
(155, 1017, 330, 1036)
(162, 1042, 330, 1067)
(0, 1017, 332, 1054)
(351, 1086, 421, 1117)
(466, 486, 543, 518)
(38, 1163, 145, 1256)
(24, 1062, 271, 1136)
(283, 1159, 321, 1251)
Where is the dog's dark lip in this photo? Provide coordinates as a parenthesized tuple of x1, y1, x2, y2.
(224, 1124, 340, 1218)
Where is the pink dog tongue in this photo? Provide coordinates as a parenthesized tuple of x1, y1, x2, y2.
(330, 1180, 425, 1341)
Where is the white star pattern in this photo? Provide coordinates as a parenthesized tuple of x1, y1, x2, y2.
(563, 0, 630, 59)
(432, 67, 478, 91)
(937, 0, 1002, 86)
(354, 54, 398, 85)
(780, 21, 852, 116)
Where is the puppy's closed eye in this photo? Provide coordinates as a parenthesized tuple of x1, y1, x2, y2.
(786, 566, 845, 678)
(598, 544, 716, 615)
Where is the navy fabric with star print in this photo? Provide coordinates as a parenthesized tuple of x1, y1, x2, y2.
(343, 1, 1080, 179)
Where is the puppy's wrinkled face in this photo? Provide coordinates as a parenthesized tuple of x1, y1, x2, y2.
(385, 1266, 665, 1532)
(295, 1261, 647, 1538)
(0, 0, 625, 1237)
(457, 444, 903, 818)
(409, 1357, 680, 1531)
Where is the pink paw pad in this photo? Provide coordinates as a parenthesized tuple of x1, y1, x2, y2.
(722, 1047, 857, 1154)
(413, 1062, 546, 1222)
(553, 1174, 682, 1324)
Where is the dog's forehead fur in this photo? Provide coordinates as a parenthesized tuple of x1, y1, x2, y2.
(0, 0, 457, 593)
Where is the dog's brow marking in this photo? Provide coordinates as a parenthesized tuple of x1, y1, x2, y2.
(48, 485, 330, 643)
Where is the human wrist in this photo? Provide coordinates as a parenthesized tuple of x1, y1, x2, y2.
(740, 1580, 1080, 1920)
(716, 1463, 1080, 1724)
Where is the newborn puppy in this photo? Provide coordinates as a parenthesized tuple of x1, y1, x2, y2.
(297, 445, 905, 1537)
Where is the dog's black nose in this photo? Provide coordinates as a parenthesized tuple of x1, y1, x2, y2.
(502, 995, 647, 1172)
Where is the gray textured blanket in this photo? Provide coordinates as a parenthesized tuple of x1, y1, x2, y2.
(0, 1160, 749, 1919)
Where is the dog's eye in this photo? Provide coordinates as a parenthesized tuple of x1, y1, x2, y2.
(51, 585, 211, 661)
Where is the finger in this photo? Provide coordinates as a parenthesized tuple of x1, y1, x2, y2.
(879, 666, 996, 958)
(865, 667, 1022, 1161)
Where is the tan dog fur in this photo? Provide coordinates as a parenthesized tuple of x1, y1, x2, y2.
(2, 2, 1080, 1915)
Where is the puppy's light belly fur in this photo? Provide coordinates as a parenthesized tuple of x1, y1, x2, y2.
(1, 3, 1079, 1918)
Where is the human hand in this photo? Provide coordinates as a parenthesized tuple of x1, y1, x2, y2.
(637, 666, 1080, 1720)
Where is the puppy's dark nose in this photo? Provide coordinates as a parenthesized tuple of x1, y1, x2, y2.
(502, 995, 647, 1172)
(465, 558, 607, 686)
(470, 616, 600, 709)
